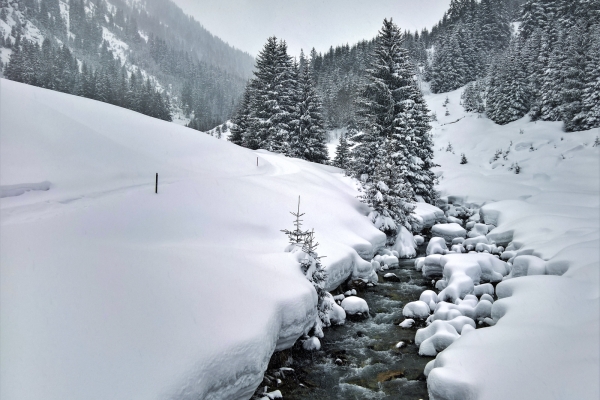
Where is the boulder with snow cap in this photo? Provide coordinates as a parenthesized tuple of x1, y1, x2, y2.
(341, 296, 368, 315)
(432, 223, 467, 243)
(402, 300, 430, 319)
(427, 237, 448, 256)
(416, 320, 460, 356)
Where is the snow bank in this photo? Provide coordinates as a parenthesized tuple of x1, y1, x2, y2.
(431, 223, 467, 243)
(392, 225, 417, 258)
(413, 202, 445, 231)
(425, 86, 600, 399)
(0, 80, 385, 400)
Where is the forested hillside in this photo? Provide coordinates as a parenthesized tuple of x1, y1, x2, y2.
(0, 0, 253, 128)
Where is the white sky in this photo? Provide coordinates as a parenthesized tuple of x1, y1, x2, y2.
(169, 0, 451, 57)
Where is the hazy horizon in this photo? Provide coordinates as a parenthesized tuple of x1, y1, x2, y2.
(169, 0, 451, 57)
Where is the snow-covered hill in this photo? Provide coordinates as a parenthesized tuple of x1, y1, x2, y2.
(423, 88, 600, 399)
(0, 79, 384, 400)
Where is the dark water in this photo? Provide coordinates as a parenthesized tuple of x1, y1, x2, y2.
(264, 258, 434, 400)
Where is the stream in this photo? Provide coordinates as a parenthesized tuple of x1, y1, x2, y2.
(260, 253, 435, 400)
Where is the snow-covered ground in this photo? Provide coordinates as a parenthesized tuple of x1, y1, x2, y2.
(423, 88, 600, 399)
(0, 79, 385, 400)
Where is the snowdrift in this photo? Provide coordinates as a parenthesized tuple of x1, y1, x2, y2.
(0, 79, 385, 400)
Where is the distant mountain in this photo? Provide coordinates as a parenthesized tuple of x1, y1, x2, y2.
(0, 0, 254, 129)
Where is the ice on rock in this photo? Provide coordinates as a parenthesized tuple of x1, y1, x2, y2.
(473, 283, 495, 297)
(302, 337, 321, 351)
(480, 293, 494, 303)
(414, 235, 425, 246)
(446, 316, 477, 334)
(416, 320, 460, 356)
(402, 300, 431, 319)
(432, 223, 467, 243)
(392, 226, 417, 259)
(468, 223, 489, 238)
(427, 237, 448, 256)
(327, 302, 346, 325)
(511, 255, 547, 277)
(399, 318, 415, 328)
(341, 296, 368, 315)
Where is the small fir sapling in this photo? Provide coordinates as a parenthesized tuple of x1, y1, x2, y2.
(460, 153, 468, 164)
(593, 136, 600, 147)
(445, 109, 450, 116)
(514, 163, 521, 174)
(503, 149, 510, 160)
(281, 197, 331, 332)
(529, 145, 535, 152)
(519, 129, 524, 134)
(431, 112, 438, 122)
(446, 142, 454, 153)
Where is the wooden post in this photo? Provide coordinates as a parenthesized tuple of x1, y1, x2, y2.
(155, 173, 158, 194)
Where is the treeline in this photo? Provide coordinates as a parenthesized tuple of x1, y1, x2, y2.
(229, 37, 329, 164)
(485, 0, 600, 131)
(4, 37, 172, 120)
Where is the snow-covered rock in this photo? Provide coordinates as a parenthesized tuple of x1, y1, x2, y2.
(468, 223, 489, 238)
(340, 297, 369, 315)
(399, 318, 415, 328)
(302, 337, 321, 351)
(416, 320, 460, 356)
(327, 302, 346, 325)
(427, 237, 448, 255)
(511, 255, 547, 277)
(413, 202, 446, 232)
(402, 300, 430, 319)
(432, 223, 467, 243)
(391, 226, 417, 259)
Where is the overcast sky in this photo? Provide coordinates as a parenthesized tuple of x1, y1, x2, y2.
(169, 0, 451, 57)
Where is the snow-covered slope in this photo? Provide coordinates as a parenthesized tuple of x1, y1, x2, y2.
(424, 88, 600, 399)
(0, 79, 385, 400)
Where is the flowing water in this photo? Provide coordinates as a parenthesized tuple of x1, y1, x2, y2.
(263, 257, 434, 400)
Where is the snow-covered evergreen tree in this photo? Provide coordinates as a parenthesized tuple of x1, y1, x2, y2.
(291, 63, 329, 163)
(332, 132, 351, 170)
(353, 18, 435, 238)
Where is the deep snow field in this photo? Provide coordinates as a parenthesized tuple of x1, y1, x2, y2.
(0, 78, 385, 400)
(1, 77, 599, 400)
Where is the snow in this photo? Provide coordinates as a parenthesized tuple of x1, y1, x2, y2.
(340, 296, 369, 315)
(431, 222, 467, 243)
(0, 80, 385, 400)
(413, 202, 446, 231)
(402, 300, 430, 319)
(102, 27, 129, 65)
(302, 337, 321, 351)
(415, 320, 460, 356)
(391, 225, 417, 258)
(424, 86, 600, 399)
(399, 318, 414, 328)
(426, 237, 448, 256)
(0, 181, 51, 198)
(327, 302, 346, 325)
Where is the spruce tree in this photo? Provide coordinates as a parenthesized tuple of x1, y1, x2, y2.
(332, 132, 351, 170)
(354, 18, 435, 239)
(292, 65, 329, 163)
